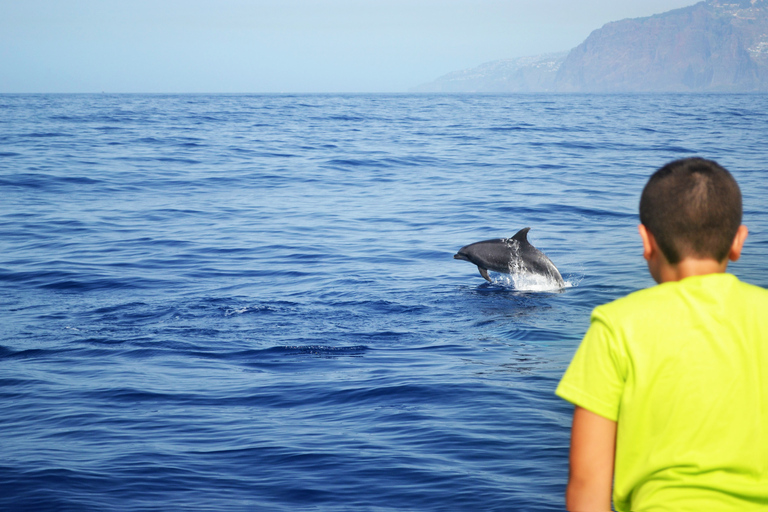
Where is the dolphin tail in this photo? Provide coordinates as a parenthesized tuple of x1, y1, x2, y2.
(478, 267, 491, 282)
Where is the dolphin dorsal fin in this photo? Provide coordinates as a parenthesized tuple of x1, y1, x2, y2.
(511, 227, 531, 243)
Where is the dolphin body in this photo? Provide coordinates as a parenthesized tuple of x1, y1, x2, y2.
(454, 227, 564, 287)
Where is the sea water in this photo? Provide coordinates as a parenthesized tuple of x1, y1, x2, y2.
(1, 93, 767, 511)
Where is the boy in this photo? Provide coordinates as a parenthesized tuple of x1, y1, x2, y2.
(556, 158, 768, 511)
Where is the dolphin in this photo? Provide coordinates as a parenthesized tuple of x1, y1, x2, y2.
(454, 227, 564, 287)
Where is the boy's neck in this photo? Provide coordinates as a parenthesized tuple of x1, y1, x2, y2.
(638, 223, 747, 285)
(654, 257, 728, 284)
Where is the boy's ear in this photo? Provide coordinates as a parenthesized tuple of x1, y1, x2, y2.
(638, 224, 656, 261)
(728, 225, 749, 262)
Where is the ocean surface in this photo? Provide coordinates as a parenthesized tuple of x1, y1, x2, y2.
(1, 93, 767, 511)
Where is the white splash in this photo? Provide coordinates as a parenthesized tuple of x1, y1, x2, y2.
(224, 306, 254, 316)
(490, 271, 572, 292)
(495, 239, 568, 291)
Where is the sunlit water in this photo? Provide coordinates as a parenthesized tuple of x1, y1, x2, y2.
(1, 93, 767, 511)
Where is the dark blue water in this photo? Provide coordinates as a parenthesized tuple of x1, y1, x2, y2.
(1, 93, 767, 511)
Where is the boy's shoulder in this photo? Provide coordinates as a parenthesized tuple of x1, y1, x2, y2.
(596, 273, 768, 321)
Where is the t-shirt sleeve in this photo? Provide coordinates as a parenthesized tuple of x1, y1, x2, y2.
(555, 308, 627, 422)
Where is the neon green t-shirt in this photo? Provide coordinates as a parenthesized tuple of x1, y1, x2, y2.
(556, 273, 768, 511)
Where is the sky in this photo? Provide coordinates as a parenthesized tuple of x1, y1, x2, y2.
(1, 0, 699, 93)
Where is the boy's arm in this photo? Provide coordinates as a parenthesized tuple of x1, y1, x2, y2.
(566, 406, 617, 512)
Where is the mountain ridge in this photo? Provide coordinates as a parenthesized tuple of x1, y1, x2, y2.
(413, 0, 768, 92)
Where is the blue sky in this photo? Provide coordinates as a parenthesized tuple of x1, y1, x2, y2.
(2, 0, 697, 93)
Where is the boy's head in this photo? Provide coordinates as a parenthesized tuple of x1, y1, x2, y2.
(639, 158, 742, 264)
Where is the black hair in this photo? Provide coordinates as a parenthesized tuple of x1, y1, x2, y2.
(639, 158, 742, 264)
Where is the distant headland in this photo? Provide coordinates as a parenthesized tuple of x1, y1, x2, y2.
(413, 0, 768, 93)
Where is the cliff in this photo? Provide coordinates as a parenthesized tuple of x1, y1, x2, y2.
(555, 0, 768, 92)
(413, 0, 768, 93)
